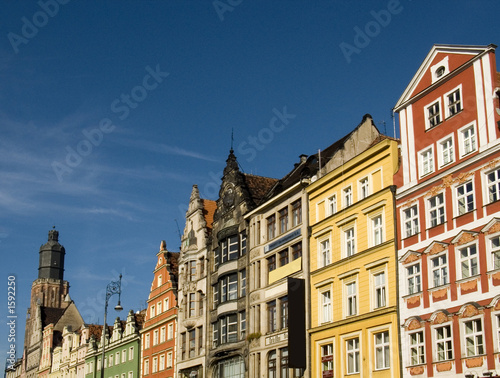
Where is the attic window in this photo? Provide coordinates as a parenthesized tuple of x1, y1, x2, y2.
(436, 66, 445, 79)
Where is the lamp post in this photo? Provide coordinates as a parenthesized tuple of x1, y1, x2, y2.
(100, 274, 123, 378)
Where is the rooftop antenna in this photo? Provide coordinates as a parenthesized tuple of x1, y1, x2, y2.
(174, 219, 182, 241)
(379, 120, 387, 135)
(391, 108, 396, 138)
(230, 127, 234, 151)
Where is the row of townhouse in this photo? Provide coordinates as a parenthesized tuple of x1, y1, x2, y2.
(8, 43, 500, 378)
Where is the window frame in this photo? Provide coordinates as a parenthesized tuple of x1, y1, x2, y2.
(406, 262, 422, 295)
(444, 85, 462, 118)
(427, 192, 445, 228)
(486, 167, 500, 204)
(488, 233, 500, 271)
(372, 269, 387, 309)
(419, 146, 435, 178)
(458, 123, 477, 158)
(326, 194, 337, 217)
(343, 226, 356, 257)
(434, 324, 453, 361)
(458, 243, 479, 279)
(370, 213, 384, 247)
(437, 134, 455, 168)
(374, 330, 390, 370)
(359, 176, 370, 200)
(343, 185, 353, 208)
(345, 279, 358, 317)
(346, 337, 360, 374)
(409, 330, 425, 366)
(455, 180, 475, 216)
(403, 205, 419, 238)
(320, 341, 334, 377)
(425, 98, 442, 129)
(319, 236, 331, 267)
(462, 317, 484, 357)
(320, 288, 332, 324)
(430, 253, 448, 288)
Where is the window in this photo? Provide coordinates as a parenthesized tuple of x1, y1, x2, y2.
(496, 315, 500, 351)
(128, 347, 133, 360)
(267, 215, 276, 240)
(343, 186, 353, 208)
(279, 207, 288, 234)
(291, 242, 302, 260)
(122, 350, 126, 363)
(321, 344, 333, 377)
(327, 195, 336, 216)
(403, 205, 419, 238)
(438, 137, 454, 167)
(488, 168, 500, 203)
(153, 330, 158, 346)
(152, 357, 157, 373)
(410, 331, 425, 365)
(431, 254, 448, 287)
(128, 372, 132, 378)
(407, 263, 421, 295)
(167, 352, 172, 368)
(160, 326, 166, 343)
(427, 101, 441, 128)
(267, 255, 276, 272)
(280, 348, 288, 378)
(240, 312, 246, 339)
(189, 293, 195, 317)
(292, 200, 302, 227)
(268, 350, 277, 378)
(279, 249, 289, 267)
(447, 88, 461, 116)
(372, 215, 383, 246)
(420, 147, 434, 176)
(215, 273, 238, 304)
(268, 301, 277, 333)
(278, 296, 288, 330)
(199, 292, 204, 316)
(157, 301, 162, 314)
(109, 355, 113, 367)
(460, 244, 478, 278)
(159, 354, 165, 371)
(464, 319, 484, 356)
(240, 269, 246, 296)
(374, 272, 386, 308)
(212, 324, 218, 348)
(157, 274, 162, 287)
(345, 228, 355, 257)
(346, 281, 357, 316)
(460, 124, 477, 156)
(457, 181, 474, 215)
(150, 305, 155, 318)
(167, 323, 173, 340)
(320, 239, 331, 267)
(144, 359, 149, 375)
(359, 177, 369, 199)
(189, 260, 196, 281)
(491, 236, 500, 270)
(435, 325, 453, 361)
(321, 290, 332, 323)
(145, 333, 150, 349)
(218, 235, 240, 266)
(189, 329, 196, 358)
(428, 193, 445, 227)
(375, 331, 390, 370)
(164, 298, 169, 311)
(346, 338, 360, 374)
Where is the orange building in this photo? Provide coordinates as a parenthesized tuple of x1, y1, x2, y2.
(394, 44, 500, 377)
(140, 242, 179, 378)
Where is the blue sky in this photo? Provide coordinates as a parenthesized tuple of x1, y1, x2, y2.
(1, 0, 499, 361)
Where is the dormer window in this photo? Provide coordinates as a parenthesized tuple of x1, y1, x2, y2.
(431, 57, 449, 84)
(435, 66, 445, 79)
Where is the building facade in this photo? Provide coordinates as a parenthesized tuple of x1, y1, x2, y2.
(207, 149, 277, 378)
(307, 116, 401, 377)
(394, 44, 500, 377)
(140, 243, 179, 378)
(177, 185, 216, 378)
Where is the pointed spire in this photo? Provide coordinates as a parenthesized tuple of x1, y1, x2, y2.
(224, 149, 239, 176)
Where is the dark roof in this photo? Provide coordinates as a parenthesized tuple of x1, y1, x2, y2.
(243, 174, 279, 205)
(134, 310, 146, 329)
(166, 251, 180, 284)
(41, 307, 66, 328)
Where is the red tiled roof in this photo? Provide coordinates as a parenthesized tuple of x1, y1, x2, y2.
(243, 174, 279, 205)
(201, 199, 216, 231)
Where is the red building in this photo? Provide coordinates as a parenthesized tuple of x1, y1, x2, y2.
(140, 242, 179, 378)
(395, 44, 500, 377)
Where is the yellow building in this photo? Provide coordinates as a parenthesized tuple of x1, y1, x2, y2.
(307, 116, 400, 378)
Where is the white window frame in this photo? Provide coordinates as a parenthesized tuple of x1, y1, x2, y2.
(444, 85, 462, 118)
(486, 167, 500, 204)
(370, 213, 384, 247)
(427, 192, 445, 228)
(456, 180, 474, 216)
(128, 347, 133, 360)
(326, 194, 337, 216)
(167, 352, 172, 368)
(419, 146, 435, 177)
(462, 317, 484, 357)
(430, 253, 448, 287)
(160, 326, 166, 343)
(343, 185, 353, 208)
(143, 359, 149, 375)
(433, 324, 453, 361)
(406, 262, 421, 295)
(458, 123, 477, 158)
(409, 330, 425, 366)
(159, 354, 165, 371)
(424, 98, 442, 129)
(122, 350, 126, 363)
(372, 269, 387, 309)
(458, 243, 479, 279)
(345, 279, 357, 317)
(437, 134, 455, 168)
(489, 233, 500, 271)
(319, 341, 334, 377)
(374, 330, 390, 370)
(145, 333, 150, 349)
(152, 357, 157, 373)
(318, 236, 331, 268)
(359, 176, 370, 200)
(494, 312, 500, 353)
(320, 288, 332, 324)
(343, 226, 356, 257)
(167, 323, 174, 340)
(403, 205, 419, 238)
(346, 337, 360, 374)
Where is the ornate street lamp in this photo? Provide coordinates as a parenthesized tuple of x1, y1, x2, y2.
(101, 274, 123, 378)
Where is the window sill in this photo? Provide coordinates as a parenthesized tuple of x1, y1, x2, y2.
(428, 283, 450, 292)
(453, 209, 476, 220)
(402, 232, 420, 241)
(402, 291, 422, 299)
(426, 221, 446, 231)
(455, 274, 480, 285)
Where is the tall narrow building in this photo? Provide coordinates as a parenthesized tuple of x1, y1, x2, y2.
(177, 185, 216, 378)
(394, 44, 500, 377)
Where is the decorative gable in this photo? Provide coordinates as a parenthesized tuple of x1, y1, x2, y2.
(451, 230, 478, 245)
(424, 241, 448, 256)
(400, 250, 421, 265)
(481, 217, 500, 234)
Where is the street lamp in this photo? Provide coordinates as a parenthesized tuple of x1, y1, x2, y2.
(101, 274, 123, 378)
